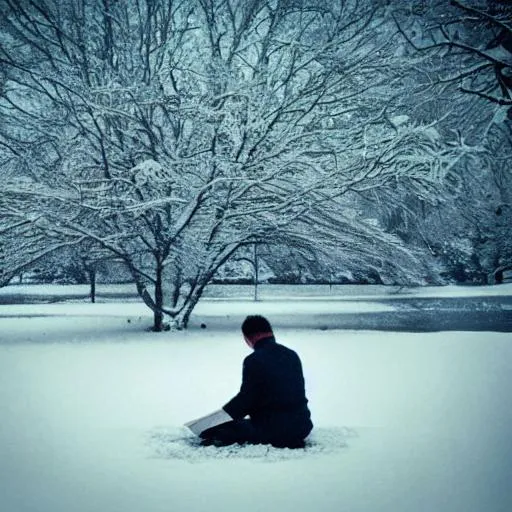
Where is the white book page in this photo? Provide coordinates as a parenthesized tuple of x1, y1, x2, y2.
(184, 409, 232, 436)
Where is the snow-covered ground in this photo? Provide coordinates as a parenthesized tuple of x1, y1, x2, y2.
(2, 282, 512, 300)
(0, 285, 511, 512)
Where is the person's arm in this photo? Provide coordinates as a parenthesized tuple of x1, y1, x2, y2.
(222, 356, 260, 420)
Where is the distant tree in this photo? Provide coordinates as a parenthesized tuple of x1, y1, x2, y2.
(448, 121, 512, 282)
(372, 117, 512, 284)
(0, 0, 465, 329)
(362, 1, 512, 283)
(0, 217, 84, 287)
(394, 0, 512, 109)
(0, 237, 7, 287)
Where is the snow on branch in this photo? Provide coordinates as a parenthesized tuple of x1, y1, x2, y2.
(0, 0, 485, 327)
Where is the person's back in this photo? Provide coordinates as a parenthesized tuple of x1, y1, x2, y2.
(201, 315, 313, 448)
(224, 335, 312, 447)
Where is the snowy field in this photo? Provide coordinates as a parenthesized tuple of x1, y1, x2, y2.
(3, 281, 512, 300)
(1, 285, 511, 512)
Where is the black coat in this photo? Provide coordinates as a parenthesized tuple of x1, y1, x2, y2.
(223, 336, 313, 444)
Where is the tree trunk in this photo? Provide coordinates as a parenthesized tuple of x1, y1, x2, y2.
(88, 268, 96, 303)
(153, 262, 164, 332)
(172, 305, 193, 330)
(253, 243, 259, 302)
(172, 278, 210, 330)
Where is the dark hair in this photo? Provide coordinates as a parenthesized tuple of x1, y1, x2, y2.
(241, 315, 273, 337)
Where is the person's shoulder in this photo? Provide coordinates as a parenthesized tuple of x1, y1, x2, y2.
(243, 351, 255, 362)
(275, 342, 302, 361)
(243, 351, 259, 366)
(275, 341, 297, 354)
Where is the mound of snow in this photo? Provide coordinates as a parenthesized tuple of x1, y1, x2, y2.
(146, 426, 356, 463)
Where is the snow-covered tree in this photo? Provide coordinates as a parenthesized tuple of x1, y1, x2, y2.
(395, 0, 512, 109)
(437, 121, 512, 282)
(0, 0, 465, 329)
(360, 1, 512, 283)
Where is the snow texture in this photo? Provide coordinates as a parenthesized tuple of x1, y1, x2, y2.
(0, 285, 511, 512)
(147, 426, 353, 463)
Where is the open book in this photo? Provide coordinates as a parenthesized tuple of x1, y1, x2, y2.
(184, 409, 232, 436)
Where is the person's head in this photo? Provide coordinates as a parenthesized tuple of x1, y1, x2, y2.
(241, 315, 273, 348)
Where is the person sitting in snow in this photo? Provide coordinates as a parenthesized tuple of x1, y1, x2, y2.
(200, 315, 313, 448)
